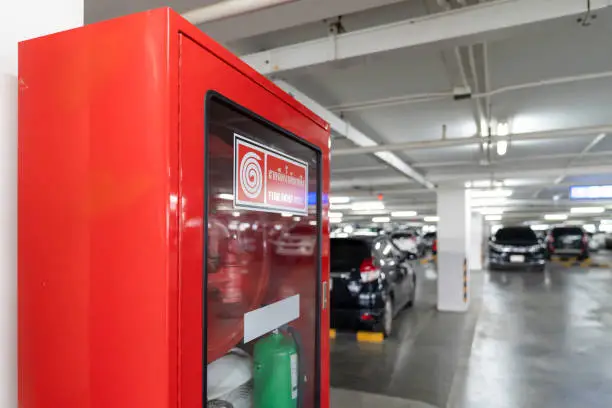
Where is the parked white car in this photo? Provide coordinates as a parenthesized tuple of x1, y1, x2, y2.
(275, 224, 316, 257)
(588, 233, 601, 252)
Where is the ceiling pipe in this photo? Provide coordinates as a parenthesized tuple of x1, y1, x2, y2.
(332, 164, 612, 189)
(414, 150, 612, 169)
(333, 124, 612, 156)
(326, 70, 612, 112)
(182, 0, 297, 25)
(331, 180, 601, 195)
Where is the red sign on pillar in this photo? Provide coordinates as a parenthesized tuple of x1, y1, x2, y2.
(234, 134, 308, 215)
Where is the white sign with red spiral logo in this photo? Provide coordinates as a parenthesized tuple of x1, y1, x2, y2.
(234, 134, 308, 215)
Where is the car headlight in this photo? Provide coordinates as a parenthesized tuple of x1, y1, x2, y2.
(528, 244, 542, 253)
(490, 243, 506, 252)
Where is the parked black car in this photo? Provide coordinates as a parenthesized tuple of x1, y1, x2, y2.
(547, 226, 589, 260)
(489, 226, 546, 271)
(330, 236, 417, 337)
(423, 232, 437, 252)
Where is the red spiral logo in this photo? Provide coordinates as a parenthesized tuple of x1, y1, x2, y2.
(239, 152, 263, 199)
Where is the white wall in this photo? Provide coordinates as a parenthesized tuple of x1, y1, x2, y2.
(0, 1, 83, 405)
(469, 212, 484, 270)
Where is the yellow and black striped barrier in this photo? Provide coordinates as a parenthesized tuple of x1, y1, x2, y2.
(549, 256, 611, 268)
(330, 329, 385, 343)
(420, 254, 437, 265)
(463, 258, 468, 303)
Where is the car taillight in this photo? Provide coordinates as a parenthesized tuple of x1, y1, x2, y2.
(360, 312, 374, 321)
(359, 258, 381, 283)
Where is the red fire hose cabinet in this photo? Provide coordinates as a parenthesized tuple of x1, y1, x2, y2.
(18, 8, 331, 408)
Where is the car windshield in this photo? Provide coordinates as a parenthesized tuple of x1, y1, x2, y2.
(495, 227, 537, 242)
(552, 227, 583, 237)
(330, 238, 372, 269)
(392, 233, 414, 239)
(289, 225, 316, 236)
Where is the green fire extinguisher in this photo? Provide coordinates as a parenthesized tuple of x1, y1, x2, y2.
(253, 326, 303, 408)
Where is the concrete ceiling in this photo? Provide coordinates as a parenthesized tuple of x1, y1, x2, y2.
(85, 0, 612, 226)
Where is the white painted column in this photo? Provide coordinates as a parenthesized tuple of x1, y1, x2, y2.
(469, 212, 484, 271)
(0, 2, 83, 406)
(437, 189, 471, 312)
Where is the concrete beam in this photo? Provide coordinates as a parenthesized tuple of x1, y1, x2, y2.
(242, 0, 612, 74)
(203, 0, 407, 42)
(275, 80, 434, 189)
(331, 164, 612, 189)
(332, 124, 612, 156)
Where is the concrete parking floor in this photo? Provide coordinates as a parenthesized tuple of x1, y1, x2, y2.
(331, 253, 612, 408)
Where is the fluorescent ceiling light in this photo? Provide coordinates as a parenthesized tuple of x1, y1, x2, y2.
(485, 215, 502, 221)
(351, 210, 389, 215)
(330, 203, 352, 210)
(530, 224, 549, 231)
(496, 122, 510, 137)
(570, 207, 605, 214)
(330, 196, 351, 204)
(544, 214, 568, 221)
(330, 217, 343, 223)
(479, 208, 505, 215)
(351, 201, 385, 211)
(472, 180, 494, 188)
(496, 140, 508, 156)
(217, 193, 234, 200)
(372, 216, 391, 223)
(328, 212, 343, 218)
(424, 216, 439, 222)
(232, 211, 240, 217)
(281, 212, 292, 217)
(293, 217, 301, 221)
(600, 219, 612, 225)
(470, 189, 513, 198)
(471, 198, 508, 207)
(391, 211, 417, 217)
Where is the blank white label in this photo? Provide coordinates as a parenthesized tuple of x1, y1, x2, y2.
(510, 255, 525, 263)
(243, 294, 300, 343)
(290, 353, 298, 399)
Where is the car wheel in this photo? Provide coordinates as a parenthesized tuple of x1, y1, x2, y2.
(382, 298, 393, 338)
(405, 275, 416, 308)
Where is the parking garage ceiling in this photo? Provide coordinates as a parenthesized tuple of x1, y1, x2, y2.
(88, 0, 612, 225)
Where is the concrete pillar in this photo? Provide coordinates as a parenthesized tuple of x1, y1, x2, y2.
(469, 212, 484, 271)
(1, 2, 82, 405)
(437, 189, 471, 312)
